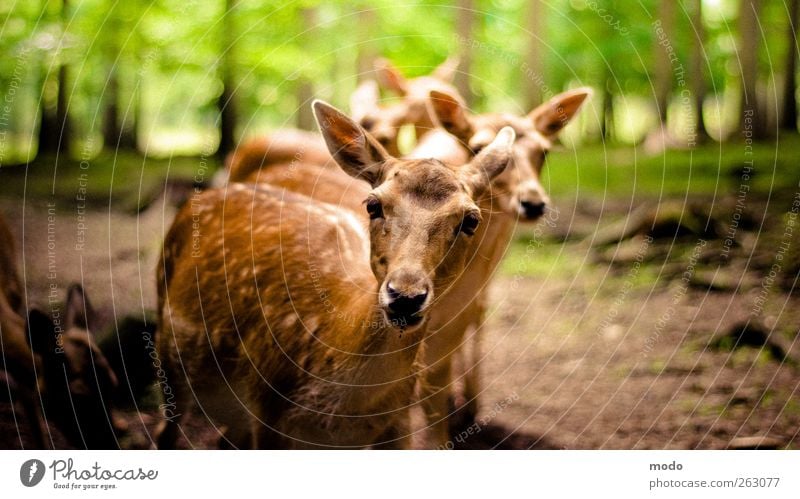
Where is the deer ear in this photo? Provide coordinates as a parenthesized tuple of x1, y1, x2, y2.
(350, 80, 380, 122)
(374, 58, 408, 95)
(432, 56, 460, 82)
(429, 90, 473, 145)
(462, 127, 515, 195)
(27, 308, 57, 356)
(313, 100, 391, 186)
(65, 284, 94, 332)
(529, 87, 592, 137)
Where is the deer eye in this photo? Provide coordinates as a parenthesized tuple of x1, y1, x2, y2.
(458, 212, 481, 236)
(365, 197, 384, 220)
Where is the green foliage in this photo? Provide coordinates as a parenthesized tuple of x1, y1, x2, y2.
(0, 0, 796, 161)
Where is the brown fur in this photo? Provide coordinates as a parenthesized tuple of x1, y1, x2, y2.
(155, 102, 513, 449)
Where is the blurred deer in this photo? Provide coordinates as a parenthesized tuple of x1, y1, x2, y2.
(27, 284, 120, 449)
(223, 57, 460, 185)
(421, 87, 592, 444)
(155, 101, 514, 449)
(0, 214, 47, 448)
(350, 57, 460, 155)
(0, 214, 120, 449)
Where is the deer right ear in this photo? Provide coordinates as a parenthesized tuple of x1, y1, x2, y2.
(313, 100, 391, 186)
(350, 80, 380, 122)
(432, 56, 460, 82)
(529, 87, 592, 137)
(374, 58, 408, 95)
(429, 90, 474, 145)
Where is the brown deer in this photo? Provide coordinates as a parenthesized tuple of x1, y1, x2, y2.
(1, 214, 120, 449)
(27, 284, 120, 449)
(155, 101, 514, 449)
(350, 57, 460, 156)
(226, 88, 591, 447)
(223, 57, 460, 185)
(0, 214, 47, 448)
(419, 87, 593, 445)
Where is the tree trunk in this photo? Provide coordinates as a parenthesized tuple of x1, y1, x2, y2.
(454, 0, 475, 106)
(690, 0, 709, 142)
(601, 77, 614, 141)
(102, 65, 121, 148)
(654, 0, 675, 125)
(356, 8, 377, 80)
(523, 0, 544, 109)
(295, 7, 316, 130)
(739, 0, 765, 139)
(216, 0, 238, 160)
(38, 0, 71, 156)
(781, 0, 799, 131)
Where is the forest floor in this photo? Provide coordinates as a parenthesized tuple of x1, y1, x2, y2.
(1, 137, 798, 449)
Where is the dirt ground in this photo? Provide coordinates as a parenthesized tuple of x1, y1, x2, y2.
(1, 181, 798, 450)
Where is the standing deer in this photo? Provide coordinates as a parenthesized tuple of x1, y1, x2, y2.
(223, 57, 460, 185)
(224, 87, 592, 447)
(421, 87, 592, 444)
(155, 101, 514, 449)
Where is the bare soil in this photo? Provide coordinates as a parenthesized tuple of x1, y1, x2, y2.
(1, 185, 798, 450)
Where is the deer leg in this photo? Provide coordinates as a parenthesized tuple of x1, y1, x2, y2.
(154, 365, 193, 450)
(422, 358, 453, 449)
(461, 321, 483, 426)
(371, 409, 412, 449)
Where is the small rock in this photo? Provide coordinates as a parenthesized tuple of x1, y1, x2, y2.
(728, 436, 783, 449)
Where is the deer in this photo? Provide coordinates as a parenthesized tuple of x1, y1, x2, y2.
(155, 100, 514, 449)
(417, 87, 593, 445)
(0, 214, 47, 448)
(221, 87, 592, 447)
(1, 214, 120, 449)
(223, 57, 460, 185)
(27, 284, 121, 449)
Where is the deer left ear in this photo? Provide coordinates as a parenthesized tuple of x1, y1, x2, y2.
(374, 58, 409, 95)
(65, 284, 94, 332)
(529, 87, 592, 137)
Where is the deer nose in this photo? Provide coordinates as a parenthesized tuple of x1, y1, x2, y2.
(520, 200, 546, 219)
(383, 275, 431, 328)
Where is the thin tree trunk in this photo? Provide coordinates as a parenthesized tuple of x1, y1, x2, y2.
(454, 0, 475, 106)
(654, 0, 675, 125)
(295, 7, 316, 130)
(781, 0, 799, 131)
(103, 66, 121, 147)
(739, 0, 765, 139)
(38, 0, 71, 156)
(601, 77, 614, 141)
(523, 0, 544, 109)
(356, 8, 376, 80)
(690, 0, 709, 142)
(216, 0, 238, 159)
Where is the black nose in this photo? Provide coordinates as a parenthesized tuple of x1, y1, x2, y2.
(520, 201, 546, 219)
(386, 284, 428, 318)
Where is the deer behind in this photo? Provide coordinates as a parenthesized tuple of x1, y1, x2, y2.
(156, 101, 514, 449)
(0, 213, 119, 449)
(224, 57, 460, 185)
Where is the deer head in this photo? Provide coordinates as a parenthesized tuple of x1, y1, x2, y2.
(429, 87, 592, 221)
(349, 57, 460, 156)
(314, 100, 514, 329)
(28, 284, 119, 449)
